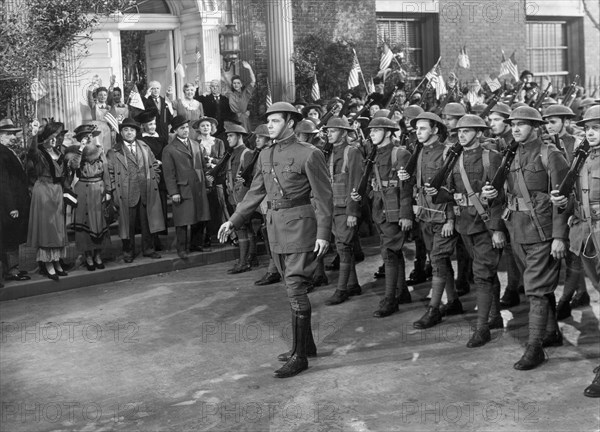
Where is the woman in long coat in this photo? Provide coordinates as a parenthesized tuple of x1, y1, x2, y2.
(67, 125, 111, 271)
(26, 122, 69, 280)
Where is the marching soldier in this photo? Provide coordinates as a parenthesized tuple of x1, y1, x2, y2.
(425, 115, 505, 347)
(224, 123, 257, 273)
(351, 117, 413, 317)
(550, 104, 600, 396)
(218, 102, 332, 378)
(399, 112, 462, 329)
(542, 104, 589, 319)
(481, 106, 569, 370)
(321, 117, 364, 306)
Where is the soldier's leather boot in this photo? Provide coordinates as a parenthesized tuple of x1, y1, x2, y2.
(556, 299, 572, 321)
(467, 327, 491, 348)
(373, 264, 385, 279)
(413, 306, 442, 329)
(440, 298, 464, 316)
(397, 289, 412, 304)
(513, 344, 546, 370)
(372, 296, 399, 318)
(584, 366, 600, 398)
(500, 288, 520, 309)
(277, 310, 317, 362)
(487, 315, 504, 330)
(254, 272, 282, 286)
(347, 284, 362, 296)
(570, 290, 590, 308)
(325, 289, 349, 306)
(274, 310, 310, 378)
(541, 329, 563, 347)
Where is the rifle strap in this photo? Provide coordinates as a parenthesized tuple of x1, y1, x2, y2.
(514, 150, 548, 241)
(392, 146, 399, 167)
(416, 149, 424, 189)
(329, 144, 350, 179)
(269, 145, 287, 198)
(458, 153, 490, 223)
(373, 161, 384, 191)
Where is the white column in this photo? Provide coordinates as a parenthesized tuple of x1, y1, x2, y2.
(266, 0, 295, 102)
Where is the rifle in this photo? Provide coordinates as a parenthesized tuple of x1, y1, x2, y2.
(490, 140, 519, 192)
(355, 138, 376, 198)
(322, 138, 333, 162)
(557, 138, 590, 198)
(239, 147, 262, 187)
(353, 97, 375, 120)
(404, 140, 423, 176)
(316, 107, 336, 129)
(338, 96, 352, 118)
(508, 81, 526, 106)
(206, 150, 232, 178)
(561, 75, 579, 107)
(553, 133, 564, 152)
(428, 142, 463, 189)
(479, 90, 503, 119)
(533, 81, 552, 109)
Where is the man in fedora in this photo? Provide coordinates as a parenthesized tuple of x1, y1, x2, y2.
(106, 118, 164, 263)
(0, 119, 31, 286)
(162, 115, 211, 259)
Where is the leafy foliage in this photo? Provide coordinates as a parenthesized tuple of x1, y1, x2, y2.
(291, 31, 356, 101)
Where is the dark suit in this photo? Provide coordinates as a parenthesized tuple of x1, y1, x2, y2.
(194, 91, 235, 138)
(143, 95, 173, 140)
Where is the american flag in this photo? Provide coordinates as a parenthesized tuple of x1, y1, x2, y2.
(128, 84, 145, 110)
(174, 57, 185, 77)
(379, 42, 394, 72)
(367, 76, 375, 94)
(499, 50, 519, 82)
(195, 45, 202, 63)
(30, 78, 47, 101)
(265, 79, 272, 108)
(311, 74, 320, 102)
(347, 50, 361, 89)
(425, 62, 447, 99)
(484, 75, 502, 92)
(457, 45, 470, 69)
(104, 112, 119, 131)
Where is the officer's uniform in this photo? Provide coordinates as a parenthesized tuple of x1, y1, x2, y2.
(229, 132, 333, 311)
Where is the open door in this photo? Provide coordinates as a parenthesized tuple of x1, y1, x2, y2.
(145, 31, 175, 97)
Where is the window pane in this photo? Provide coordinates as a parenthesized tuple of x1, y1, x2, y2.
(526, 20, 568, 77)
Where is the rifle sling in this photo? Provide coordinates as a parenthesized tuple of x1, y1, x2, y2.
(458, 153, 490, 223)
(514, 150, 547, 241)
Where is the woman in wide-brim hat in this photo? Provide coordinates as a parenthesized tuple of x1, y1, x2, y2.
(67, 124, 112, 271)
(192, 115, 226, 247)
(26, 121, 69, 280)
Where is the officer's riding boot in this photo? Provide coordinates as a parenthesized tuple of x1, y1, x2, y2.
(396, 251, 412, 304)
(500, 246, 521, 308)
(514, 296, 547, 370)
(312, 256, 328, 287)
(467, 279, 493, 348)
(325, 250, 352, 306)
(246, 230, 258, 267)
(455, 237, 471, 296)
(373, 251, 399, 318)
(542, 293, 563, 347)
(277, 308, 317, 362)
(274, 309, 310, 378)
(488, 276, 504, 329)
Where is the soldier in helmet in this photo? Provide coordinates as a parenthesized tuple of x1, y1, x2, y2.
(550, 104, 600, 396)
(543, 104, 589, 319)
(321, 117, 364, 305)
(442, 103, 467, 145)
(218, 102, 332, 378)
(481, 106, 569, 370)
(424, 115, 506, 347)
(351, 117, 413, 317)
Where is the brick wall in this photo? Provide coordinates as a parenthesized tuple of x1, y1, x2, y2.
(437, 0, 527, 83)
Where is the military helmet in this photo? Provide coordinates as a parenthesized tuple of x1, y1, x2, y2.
(322, 116, 353, 131)
(373, 109, 391, 118)
(489, 102, 511, 117)
(367, 117, 399, 131)
(224, 122, 247, 135)
(510, 102, 528, 110)
(542, 105, 575, 119)
(470, 104, 487, 116)
(442, 102, 467, 117)
(265, 102, 303, 122)
(576, 105, 600, 127)
(253, 124, 270, 137)
(504, 106, 547, 125)
(451, 114, 490, 132)
(294, 119, 319, 134)
(404, 105, 424, 120)
(410, 111, 446, 133)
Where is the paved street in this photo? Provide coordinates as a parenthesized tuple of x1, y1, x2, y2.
(1, 239, 599, 432)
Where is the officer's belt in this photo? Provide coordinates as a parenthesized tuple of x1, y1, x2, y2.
(577, 201, 600, 221)
(453, 192, 482, 207)
(267, 196, 312, 210)
(506, 196, 530, 212)
(371, 179, 398, 191)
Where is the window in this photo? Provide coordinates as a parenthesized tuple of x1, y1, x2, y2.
(377, 18, 423, 76)
(526, 20, 569, 89)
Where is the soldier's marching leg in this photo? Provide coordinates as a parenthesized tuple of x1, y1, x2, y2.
(488, 275, 504, 329)
(441, 260, 463, 316)
(347, 255, 362, 295)
(455, 235, 472, 296)
(246, 222, 258, 267)
(407, 221, 429, 285)
(500, 242, 522, 309)
(326, 214, 360, 306)
(542, 293, 563, 347)
(228, 225, 251, 274)
(255, 223, 282, 285)
(373, 248, 400, 318)
(311, 255, 328, 288)
(396, 251, 412, 304)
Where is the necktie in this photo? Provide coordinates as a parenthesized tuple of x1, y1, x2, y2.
(154, 97, 160, 109)
(128, 143, 136, 155)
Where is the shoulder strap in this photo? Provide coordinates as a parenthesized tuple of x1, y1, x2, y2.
(392, 146, 399, 167)
(237, 147, 252, 176)
(514, 150, 547, 241)
(416, 150, 424, 188)
(540, 144, 549, 172)
(458, 153, 490, 222)
(341, 145, 351, 174)
(482, 148, 490, 181)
